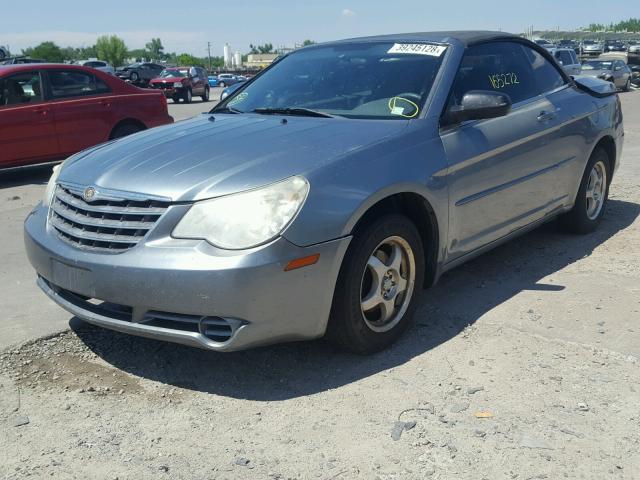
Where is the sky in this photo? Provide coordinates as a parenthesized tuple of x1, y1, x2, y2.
(3, 0, 637, 57)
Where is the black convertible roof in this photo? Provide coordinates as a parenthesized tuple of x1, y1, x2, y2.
(328, 31, 520, 47)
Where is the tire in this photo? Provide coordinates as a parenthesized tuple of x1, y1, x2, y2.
(328, 214, 425, 354)
(130, 72, 140, 83)
(172, 95, 180, 103)
(559, 147, 611, 234)
(201, 87, 210, 102)
(110, 122, 144, 139)
(183, 88, 192, 104)
(219, 81, 226, 88)
(624, 78, 631, 92)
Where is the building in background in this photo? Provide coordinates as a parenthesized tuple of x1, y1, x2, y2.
(234, 51, 242, 68)
(223, 43, 235, 69)
(245, 53, 278, 69)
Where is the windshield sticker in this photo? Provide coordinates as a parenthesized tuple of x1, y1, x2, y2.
(387, 43, 447, 57)
(488, 73, 520, 90)
(388, 97, 419, 118)
(228, 92, 248, 105)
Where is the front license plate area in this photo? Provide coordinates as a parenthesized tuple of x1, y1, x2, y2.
(50, 259, 95, 297)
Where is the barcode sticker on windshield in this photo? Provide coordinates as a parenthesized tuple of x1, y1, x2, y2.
(387, 43, 447, 56)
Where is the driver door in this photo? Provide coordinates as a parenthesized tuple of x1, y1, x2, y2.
(441, 41, 570, 262)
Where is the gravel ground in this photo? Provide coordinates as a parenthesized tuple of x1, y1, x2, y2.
(1, 92, 639, 480)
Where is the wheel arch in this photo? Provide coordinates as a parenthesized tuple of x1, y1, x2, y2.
(348, 191, 441, 288)
(592, 135, 616, 180)
(108, 118, 147, 140)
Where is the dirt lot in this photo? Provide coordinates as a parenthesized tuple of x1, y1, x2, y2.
(1, 92, 639, 480)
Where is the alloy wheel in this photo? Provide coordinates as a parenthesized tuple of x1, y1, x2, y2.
(585, 160, 607, 220)
(360, 236, 416, 333)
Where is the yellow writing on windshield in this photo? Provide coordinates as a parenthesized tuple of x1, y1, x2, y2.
(488, 73, 520, 89)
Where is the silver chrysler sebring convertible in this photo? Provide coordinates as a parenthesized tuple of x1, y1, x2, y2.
(25, 32, 623, 353)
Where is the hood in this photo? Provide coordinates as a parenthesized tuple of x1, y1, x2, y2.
(581, 69, 612, 77)
(59, 114, 408, 202)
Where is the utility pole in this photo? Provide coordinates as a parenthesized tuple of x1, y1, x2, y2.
(207, 42, 212, 73)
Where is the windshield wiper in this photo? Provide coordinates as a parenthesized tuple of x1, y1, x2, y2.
(211, 105, 243, 114)
(252, 107, 334, 118)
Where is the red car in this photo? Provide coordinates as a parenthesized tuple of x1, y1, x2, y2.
(0, 64, 173, 169)
(148, 66, 210, 103)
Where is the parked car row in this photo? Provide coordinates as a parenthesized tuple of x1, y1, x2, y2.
(536, 38, 640, 57)
(0, 64, 173, 168)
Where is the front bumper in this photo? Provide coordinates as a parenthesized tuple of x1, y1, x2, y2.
(24, 204, 350, 351)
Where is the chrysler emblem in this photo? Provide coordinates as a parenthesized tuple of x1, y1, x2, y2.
(83, 187, 96, 201)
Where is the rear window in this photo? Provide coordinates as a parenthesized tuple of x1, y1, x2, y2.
(0, 71, 43, 107)
(48, 70, 110, 98)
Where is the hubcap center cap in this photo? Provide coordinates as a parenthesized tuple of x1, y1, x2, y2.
(382, 270, 397, 297)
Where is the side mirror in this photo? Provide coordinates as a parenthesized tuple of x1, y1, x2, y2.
(446, 90, 512, 124)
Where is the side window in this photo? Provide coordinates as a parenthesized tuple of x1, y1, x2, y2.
(570, 50, 579, 65)
(48, 70, 110, 99)
(0, 71, 43, 107)
(555, 50, 573, 66)
(521, 45, 566, 93)
(448, 41, 537, 107)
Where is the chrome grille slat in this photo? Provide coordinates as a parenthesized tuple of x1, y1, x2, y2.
(50, 185, 170, 253)
(50, 215, 143, 244)
(55, 187, 168, 215)
(52, 200, 158, 229)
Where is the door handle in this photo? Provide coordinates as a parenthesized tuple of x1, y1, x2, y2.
(100, 100, 112, 107)
(32, 106, 49, 116)
(537, 110, 556, 122)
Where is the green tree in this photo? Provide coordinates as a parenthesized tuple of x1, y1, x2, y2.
(176, 53, 205, 67)
(22, 41, 64, 62)
(302, 39, 316, 46)
(128, 48, 148, 61)
(95, 35, 128, 67)
(145, 38, 164, 60)
(249, 43, 274, 54)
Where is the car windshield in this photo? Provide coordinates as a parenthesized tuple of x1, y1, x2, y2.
(215, 41, 448, 119)
(159, 69, 187, 78)
(582, 61, 612, 70)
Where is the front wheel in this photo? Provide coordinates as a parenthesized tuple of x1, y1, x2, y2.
(559, 147, 611, 234)
(130, 72, 140, 83)
(624, 78, 631, 92)
(328, 214, 424, 354)
(201, 87, 210, 102)
(183, 88, 192, 104)
(219, 81, 226, 88)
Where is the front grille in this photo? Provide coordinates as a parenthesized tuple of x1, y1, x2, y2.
(151, 82, 174, 89)
(50, 185, 170, 253)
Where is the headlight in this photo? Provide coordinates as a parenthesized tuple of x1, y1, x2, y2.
(172, 176, 309, 250)
(173, 82, 182, 88)
(43, 164, 62, 206)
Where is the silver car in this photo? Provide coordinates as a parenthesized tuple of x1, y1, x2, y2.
(76, 59, 115, 75)
(25, 32, 624, 353)
(581, 58, 632, 91)
(549, 47, 582, 76)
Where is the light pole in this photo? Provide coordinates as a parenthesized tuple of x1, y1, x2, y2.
(207, 41, 212, 73)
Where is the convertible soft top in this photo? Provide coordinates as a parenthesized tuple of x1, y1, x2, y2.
(327, 31, 520, 48)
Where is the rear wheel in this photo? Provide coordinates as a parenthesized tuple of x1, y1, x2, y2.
(201, 87, 210, 102)
(328, 214, 424, 354)
(110, 123, 144, 139)
(130, 72, 140, 83)
(559, 147, 611, 234)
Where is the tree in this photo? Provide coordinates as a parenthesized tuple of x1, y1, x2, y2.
(249, 43, 274, 54)
(176, 53, 205, 67)
(95, 35, 128, 67)
(302, 39, 316, 46)
(128, 48, 148, 62)
(145, 38, 164, 60)
(22, 41, 64, 62)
